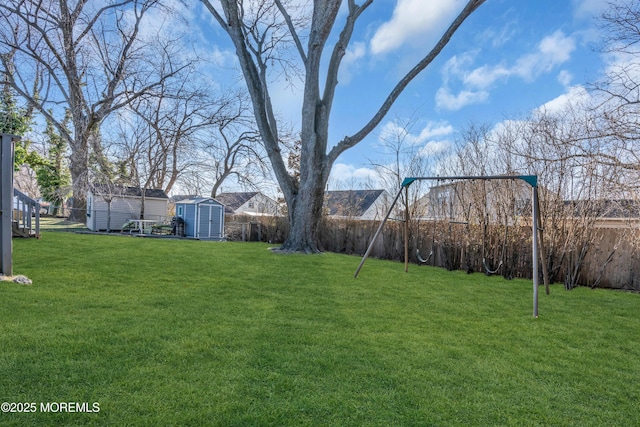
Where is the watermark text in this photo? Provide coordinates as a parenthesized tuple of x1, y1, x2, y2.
(1, 402, 100, 413)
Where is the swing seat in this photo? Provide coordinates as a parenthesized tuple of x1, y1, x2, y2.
(483, 258, 503, 275)
(416, 248, 433, 265)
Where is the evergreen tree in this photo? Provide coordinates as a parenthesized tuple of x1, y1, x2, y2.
(0, 84, 44, 170)
(36, 112, 71, 216)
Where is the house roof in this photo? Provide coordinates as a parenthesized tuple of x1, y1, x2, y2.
(216, 192, 259, 213)
(565, 199, 640, 218)
(91, 184, 168, 199)
(325, 190, 386, 217)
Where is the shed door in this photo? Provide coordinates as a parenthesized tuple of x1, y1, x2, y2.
(211, 205, 222, 239)
(198, 205, 211, 238)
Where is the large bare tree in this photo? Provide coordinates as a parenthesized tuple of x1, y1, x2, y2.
(113, 70, 218, 195)
(200, 0, 485, 253)
(197, 92, 265, 198)
(586, 0, 640, 188)
(0, 0, 186, 221)
(114, 82, 265, 199)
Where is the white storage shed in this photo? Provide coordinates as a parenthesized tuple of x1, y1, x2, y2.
(87, 185, 169, 231)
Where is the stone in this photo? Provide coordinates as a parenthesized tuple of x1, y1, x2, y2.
(12, 275, 32, 285)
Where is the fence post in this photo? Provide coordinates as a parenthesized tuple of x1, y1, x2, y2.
(1, 134, 18, 276)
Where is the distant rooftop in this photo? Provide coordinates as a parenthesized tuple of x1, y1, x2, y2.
(91, 184, 168, 199)
(216, 192, 259, 213)
(565, 199, 640, 218)
(325, 190, 385, 217)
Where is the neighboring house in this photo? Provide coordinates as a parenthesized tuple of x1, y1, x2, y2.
(324, 189, 390, 220)
(565, 199, 640, 229)
(216, 192, 279, 216)
(87, 185, 169, 231)
(414, 179, 533, 223)
(174, 197, 225, 239)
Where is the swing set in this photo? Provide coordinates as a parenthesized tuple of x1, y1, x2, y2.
(415, 219, 435, 265)
(354, 175, 549, 318)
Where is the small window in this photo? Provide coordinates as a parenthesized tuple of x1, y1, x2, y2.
(177, 206, 184, 217)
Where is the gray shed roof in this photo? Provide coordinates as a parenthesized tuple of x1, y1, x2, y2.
(170, 194, 198, 203)
(177, 197, 223, 206)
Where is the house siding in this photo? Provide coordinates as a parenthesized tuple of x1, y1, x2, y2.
(87, 190, 168, 231)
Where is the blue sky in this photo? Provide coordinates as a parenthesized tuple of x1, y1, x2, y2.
(188, 0, 610, 193)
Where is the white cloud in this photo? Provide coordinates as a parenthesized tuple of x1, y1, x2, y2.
(379, 120, 454, 145)
(435, 87, 489, 110)
(463, 64, 511, 90)
(539, 31, 575, 61)
(378, 120, 454, 156)
(536, 85, 591, 114)
(329, 163, 380, 188)
(572, 0, 607, 19)
(471, 31, 576, 85)
(370, 0, 464, 55)
(339, 42, 366, 85)
(417, 121, 454, 141)
(441, 51, 478, 84)
(603, 50, 640, 85)
(436, 30, 576, 110)
(557, 70, 573, 87)
(514, 31, 576, 81)
(420, 140, 452, 157)
(376, 120, 454, 165)
(477, 22, 517, 49)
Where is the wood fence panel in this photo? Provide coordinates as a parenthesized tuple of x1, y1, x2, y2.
(228, 215, 640, 291)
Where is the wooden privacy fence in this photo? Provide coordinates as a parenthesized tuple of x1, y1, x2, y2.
(225, 215, 288, 243)
(225, 215, 640, 291)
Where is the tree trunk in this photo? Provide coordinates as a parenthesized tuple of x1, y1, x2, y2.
(67, 146, 88, 223)
(210, 177, 227, 199)
(140, 188, 146, 220)
(280, 181, 326, 253)
(106, 200, 112, 232)
(279, 145, 330, 253)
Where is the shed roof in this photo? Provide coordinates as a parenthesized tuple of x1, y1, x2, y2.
(91, 184, 168, 199)
(170, 194, 198, 203)
(177, 197, 223, 206)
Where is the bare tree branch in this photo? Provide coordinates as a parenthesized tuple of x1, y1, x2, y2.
(328, 0, 486, 166)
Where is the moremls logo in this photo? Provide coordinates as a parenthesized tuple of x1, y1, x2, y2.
(40, 402, 100, 413)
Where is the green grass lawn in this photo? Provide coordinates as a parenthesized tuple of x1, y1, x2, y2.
(1, 231, 640, 426)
